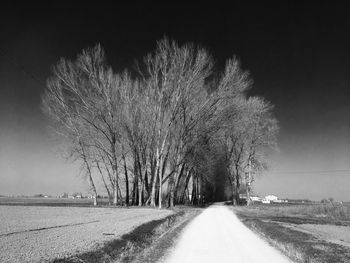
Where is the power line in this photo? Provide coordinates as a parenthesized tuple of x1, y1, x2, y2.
(270, 169, 350, 174)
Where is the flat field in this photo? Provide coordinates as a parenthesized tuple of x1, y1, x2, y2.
(0, 196, 108, 207)
(0, 205, 173, 263)
(234, 203, 350, 263)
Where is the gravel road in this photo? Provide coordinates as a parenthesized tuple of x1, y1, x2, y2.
(164, 204, 293, 263)
(0, 205, 173, 263)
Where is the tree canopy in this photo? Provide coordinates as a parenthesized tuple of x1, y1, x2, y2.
(41, 38, 278, 207)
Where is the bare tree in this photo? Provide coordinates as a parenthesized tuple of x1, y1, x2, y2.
(139, 39, 213, 208)
(42, 45, 132, 206)
(42, 39, 278, 208)
(41, 58, 100, 205)
(222, 97, 278, 205)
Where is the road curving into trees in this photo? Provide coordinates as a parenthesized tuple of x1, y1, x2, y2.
(164, 204, 293, 263)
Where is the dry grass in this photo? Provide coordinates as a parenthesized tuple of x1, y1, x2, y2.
(54, 208, 202, 263)
(234, 204, 350, 263)
(268, 203, 349, 220)
(245, 220, 321, 263)
(236, 202, 350, 225)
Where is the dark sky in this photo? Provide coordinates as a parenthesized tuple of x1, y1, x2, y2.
(0, 2, 349, 200)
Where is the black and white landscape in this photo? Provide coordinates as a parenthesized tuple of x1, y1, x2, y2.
(0, 2, 349, 263)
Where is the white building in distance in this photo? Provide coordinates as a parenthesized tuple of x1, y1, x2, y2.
(250, 196, 262, 202)
(264, 195, 278, 202)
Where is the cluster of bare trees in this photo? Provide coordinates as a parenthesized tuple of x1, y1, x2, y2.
(41, 39, 278, 207)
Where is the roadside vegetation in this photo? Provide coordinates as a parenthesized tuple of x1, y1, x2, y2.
(270, 202, 349, 220)
(52, 208, 201, 263)
(233, 203, 350, 263)
(238, 202, 350, 222)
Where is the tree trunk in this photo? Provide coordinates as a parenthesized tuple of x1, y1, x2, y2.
(113, 170, 118, 205)
(169, 163, 184, 207)
(246, 185, 251, 206)
(111, 136, 119, 206)
(232, 196, 237, 206)
(122, 151, 129, 206)
(135, 151, 144, 206)
(138, 177, 143, 206)
(86, 168, 98, 206)
(144, 170, 149, 197)
(197, 176, 201, 205)
(131, 158, 138, 205)
(158, 152, 169, 208)
(102, 156, 115, 198)
(158, 156, 163, 209)
(191, 174, 197, 205)
(150, 153, 160, 207)
(79, 142, 98, 206)
(118, 182, 123, 204)
(146, 156, 155, 205)
(246, 159, 252, 206)
(234, 165, 241, 205)
(175, 164, 185, 196)
(231, 182, 237, 206)
(132, 174, 138, 205)
(155, 187, 159, 206)
(96, 161, 112, 204)
(179, 169, 191, 204)
(168, 173, 175, 208)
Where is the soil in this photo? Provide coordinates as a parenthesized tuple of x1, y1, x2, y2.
(0, 206, 173, 263)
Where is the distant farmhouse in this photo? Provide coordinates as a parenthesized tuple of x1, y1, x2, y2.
(263, 195, 289, 204)
(239, 194, 288, 204)
(250, 196, 261, 202)
(62, 192, 84, 199)
(264, 195, 278, 202)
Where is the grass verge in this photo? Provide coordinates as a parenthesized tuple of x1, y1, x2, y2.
(52, 208, 201, 263)
(131, 207, 202, 263)
(234, 206, 350, 263)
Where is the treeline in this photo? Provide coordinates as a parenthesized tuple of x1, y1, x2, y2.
(41, 39, 278, 207)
